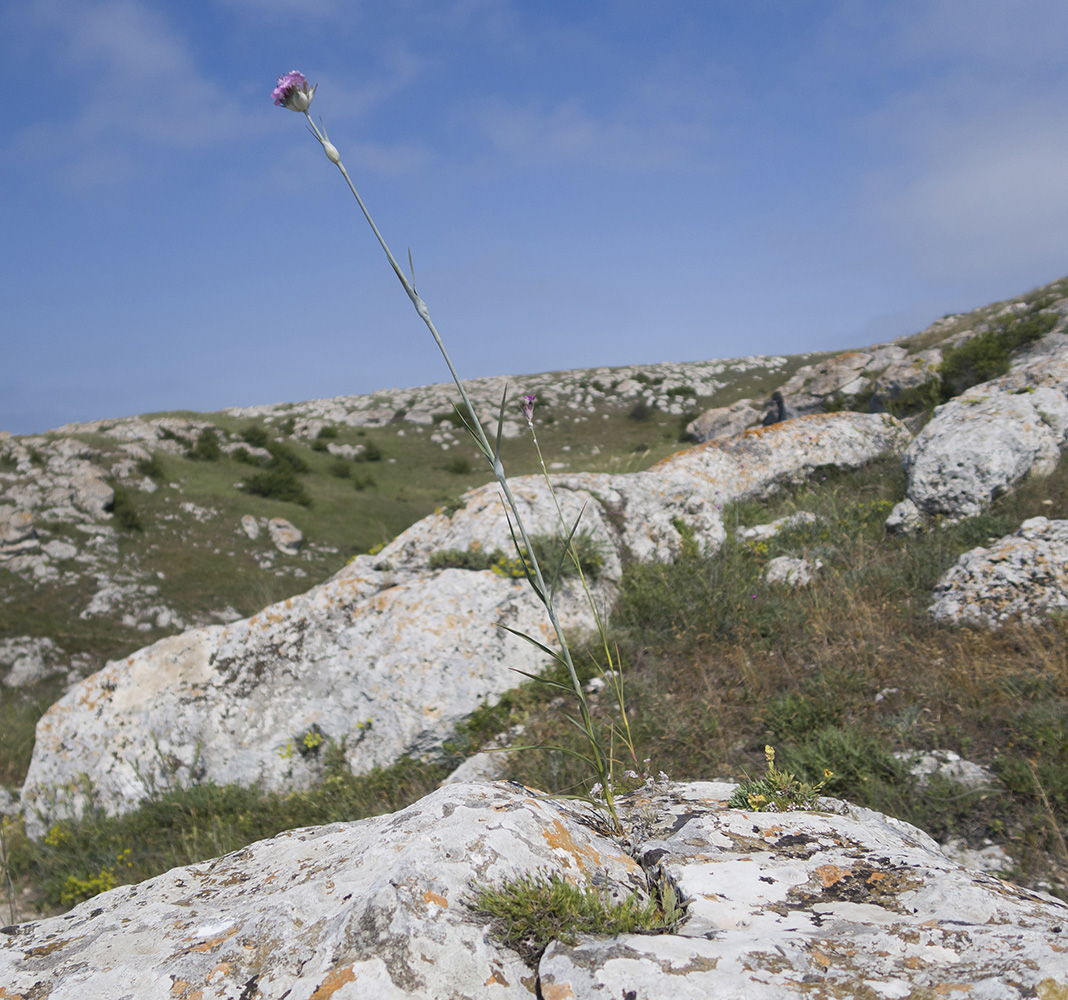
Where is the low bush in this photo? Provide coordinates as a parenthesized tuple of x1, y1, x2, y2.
(108, 485, 143, 532)
(241, 465, 311, 506)
(939, 305, 1058, 401)
(241, 425, 269, 448)
(135, 453, 167, 482)
(187, 429, 221, 462)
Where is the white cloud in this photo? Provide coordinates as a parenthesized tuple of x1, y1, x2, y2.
(8, 0, 261, 187)
(476, 94, 716, 173)
(836, 0, 1068, 281)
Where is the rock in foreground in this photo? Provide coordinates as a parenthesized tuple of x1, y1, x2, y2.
(2, 781, 1066, 998)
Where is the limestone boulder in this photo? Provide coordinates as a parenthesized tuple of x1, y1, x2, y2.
(739, 510, 822, 542)
(683, 398, 762, 443)
(22, 412, 911, 833)
(539, 781, 1068, 999)
(3, 781, 1067, 998)
(869, 347, 943, 410)
(763, 350, 875, 423)
(763, 555, 822, 587)
(929, 516, 1068, 627)
(267, 516, 303, 554)
(0, 505, 38, 559)
(21, 566, 598, 837)
(0, 636, 62, 688)
(888, 351, 1068, 525)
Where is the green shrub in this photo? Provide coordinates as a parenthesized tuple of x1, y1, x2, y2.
(357, 442, 383, 463)
(109, 485, 144, 532)
(939, 306, 1057, 401)
(187, 429, 221, 461)
(241, 465, 311, 506)
(241, 425, 269, 448)
(429, 547, 499, 572)
(353, 474, 376, 491)
(265, 441, 309, 474)
(446, 455, 472, 475)
(329, 460, 351, 478)
(628, 401, 653, 422)
(135, 453, 167, 482)
(316, 425, 339, 439)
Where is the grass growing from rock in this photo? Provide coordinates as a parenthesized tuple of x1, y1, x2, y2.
(469, 871, 683, 967)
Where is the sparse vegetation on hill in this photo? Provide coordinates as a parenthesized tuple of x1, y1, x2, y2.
(3, 274, 1068, 917)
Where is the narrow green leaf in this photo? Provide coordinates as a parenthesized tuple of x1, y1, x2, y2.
(493, 387, 508, 463)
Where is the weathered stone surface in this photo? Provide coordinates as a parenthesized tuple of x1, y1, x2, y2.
(739, 510, 822, 542)
(267, 516, 303, 554)
(0, 636, 61, 688)
(885, 496, 923, 535)
(929, 516, 1068, 627)
(540, 782, 1068, 999)
(5, 781, 1067, 998)
(684, 398, 762, 443)
(896, 749, 995, 791)
(763, 350, 875, 423)
(870, 347, 942, 410)
(22, 412, 911, 832)
(21, 567, 592, 837)
(240, 513, 260, 539)
(0, 505, 37, 558)
(763, 555, 822, 586)
(0, 782, 645, 1000)
(890, 352, 1068, 523)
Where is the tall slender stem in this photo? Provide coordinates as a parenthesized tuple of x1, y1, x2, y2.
(302, 113, 615, 818)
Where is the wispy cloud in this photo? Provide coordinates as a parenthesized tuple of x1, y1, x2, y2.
(475, 90, 716, 173)
(833, 0, 1068, 280)
(7, 0, 260, 188)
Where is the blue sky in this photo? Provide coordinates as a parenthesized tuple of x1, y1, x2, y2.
(4, 0, 1068, 435)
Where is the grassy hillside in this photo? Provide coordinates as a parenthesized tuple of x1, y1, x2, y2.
(3, 275, 1068, 918)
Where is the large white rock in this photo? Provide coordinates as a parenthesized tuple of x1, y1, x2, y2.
(889, 351, 1068, 523)
(930, 516, 1068, 627)
(683, 398, 763, 442)
(2, 781, 1066, 998)
(539, 782, 1068, 999)
(22, 412, 910, 833)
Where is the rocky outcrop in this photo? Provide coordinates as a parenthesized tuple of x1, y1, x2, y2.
(21, 412, 910, 833)
(869, 347, 943, 410)
(2, 780, 1066, 998)
(267, 516, 303, 554)
(683, 398, 762, 442)
(763, 555, 822, 586)
(887, 352, 1068, 526)
(763, 349, 884, 423)
(0, 505, 38, 559)
(929, 516, 1068, 627)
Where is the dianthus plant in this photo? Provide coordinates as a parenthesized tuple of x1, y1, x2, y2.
(273, 71, 640, 829)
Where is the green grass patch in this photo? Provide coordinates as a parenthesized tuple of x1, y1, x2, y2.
(469, 870, 682, 967)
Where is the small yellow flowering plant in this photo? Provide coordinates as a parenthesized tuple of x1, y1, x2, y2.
(729, 744, 834, 812)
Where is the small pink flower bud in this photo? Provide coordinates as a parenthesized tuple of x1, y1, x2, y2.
(272, 71, 317, 112)
(520, 393, 536, 425)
